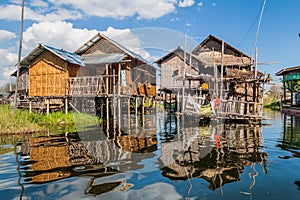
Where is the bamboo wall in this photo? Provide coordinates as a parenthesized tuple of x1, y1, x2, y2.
(160, 56, 198, 90)
(29, 51, 79, 97)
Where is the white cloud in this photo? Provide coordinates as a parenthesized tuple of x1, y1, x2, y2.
(186, 22, 192, 27)
(0, 49, 18, 67)
(29, 0, 48, 7)
(198, 1, 203, 7)
(22, 21, 98, 52)
(0, 4, 82, 21)
(212, 2, 217, 7)
(178, 0, 195, 8)
(47, 0, 177, 19)
(101, 27, 151, 60)
(1, 0, 179, 21)
(0, 49, 18, 85)
(0, 30, 17, 42)
(22, 22, 152, 61)
(170, 17, 180, 22)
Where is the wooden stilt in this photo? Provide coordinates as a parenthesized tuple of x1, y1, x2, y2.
(106, 97, 109, 121)
(117, 64, 121, 127)
(142, 96, 145, 115)
(135, 97, 138, 115)
(46, 99, 50, 115)
(29, 99, 32, 114)
(113, 69, 116, 129)
(65, 97, 68, 114)
(177, 92, 180, 113)
(128, 97, 130, 115)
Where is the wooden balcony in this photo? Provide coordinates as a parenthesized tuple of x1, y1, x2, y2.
(183, 95, 264, 121)
(68, 75, 112, 97)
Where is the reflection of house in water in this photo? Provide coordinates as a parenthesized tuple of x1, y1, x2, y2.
(159, 122, 267, 190)
(278, 114, 300, 157)
(19, 124, 157, 195)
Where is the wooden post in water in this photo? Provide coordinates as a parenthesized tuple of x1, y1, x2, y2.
(106, 64, 109, 122)
(65, 97, 68, 114)
(220, 40, 224, 101)
(29, 99, 32, 114)
(118, 63, 121, 126)
(46, 98, 50, 115)
(127, 97, 130, 116)
(113, 69, 116, 129)
(135, 97, 138, 115)
(142, 96, 145, 115)
(177, 91, 180, 113)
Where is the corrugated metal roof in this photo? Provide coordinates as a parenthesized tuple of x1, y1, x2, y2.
(276, 66, 300, 76)
(21, 44, 85, 67)
(82, 53, 126, 64)
(42, 44, 85, 66)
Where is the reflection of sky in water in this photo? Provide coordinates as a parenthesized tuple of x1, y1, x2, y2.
(0, 110, 300, 199)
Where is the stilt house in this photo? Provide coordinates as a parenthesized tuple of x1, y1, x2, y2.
(74, 33, 156, 97)
(12, 33, 156, 113)
(192, 34, 261, 101)
(20, 44, 84, 97)
(156, 47, 205, 94)
(157, 34, 270, 120)
(276, 65, 300, 109)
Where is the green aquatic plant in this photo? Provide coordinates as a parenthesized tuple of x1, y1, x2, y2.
(0, 105, 43, 134)
(0, 105, 101, 134)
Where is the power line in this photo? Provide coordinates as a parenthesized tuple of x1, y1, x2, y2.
(237, 1, 266, 47)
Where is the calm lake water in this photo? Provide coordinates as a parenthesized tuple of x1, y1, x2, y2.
(0, 109, 299, 200)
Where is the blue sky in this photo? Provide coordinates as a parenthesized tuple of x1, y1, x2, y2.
(0, 0, 299, 86)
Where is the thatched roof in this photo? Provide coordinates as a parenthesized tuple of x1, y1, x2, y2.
(197, 51, 252, 67)
(226, 68, 265, 79)
(192, 35, 252, 67)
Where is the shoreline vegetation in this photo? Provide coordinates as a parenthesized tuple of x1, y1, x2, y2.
(0, 105, 101, 135)
(0, 97, 280, 135)
(263, 95, 280, 111)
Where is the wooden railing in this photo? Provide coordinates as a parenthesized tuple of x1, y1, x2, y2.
(183, 95, 263, 118)
(217, 99, 263, 117)
(68, 75, 109, 96)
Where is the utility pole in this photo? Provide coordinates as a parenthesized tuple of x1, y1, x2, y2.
(14, 0, 25, 113)
(253, 0, 267, 113)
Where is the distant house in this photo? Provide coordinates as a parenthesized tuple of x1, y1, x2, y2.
(20, 44, 84, 97)
(276, 65, 300, 107)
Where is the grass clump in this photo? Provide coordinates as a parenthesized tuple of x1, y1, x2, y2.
(0, 105, 101, 134)
(0, 105, 43, 134)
